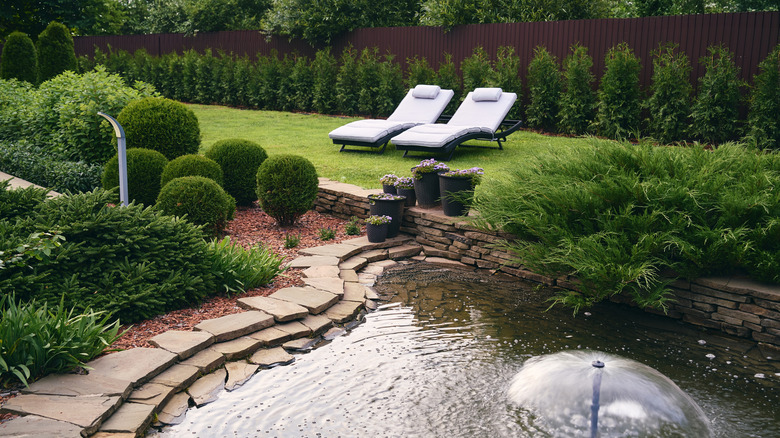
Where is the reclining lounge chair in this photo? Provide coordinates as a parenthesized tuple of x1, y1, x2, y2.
(329, 84, 455, 154)
(391, 88, 521, 161)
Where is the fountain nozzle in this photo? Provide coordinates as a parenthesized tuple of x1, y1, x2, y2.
(592, 360, 605, 368)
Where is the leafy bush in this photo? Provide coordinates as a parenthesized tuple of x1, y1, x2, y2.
(375, 53, 405, 117)
(0, 79, 36, 141)
(284, 233, 300, 248)
(406, 56, 437, 89)
(345, 216, 361, 235)
(0, 140, 103, 193)
(0, 189, 217, 322)
(472, 140, 780, 313)
(207, 237, 286, 294)
(645, 43, 692, 144)
(160, 154, 224, 188)
(311, 49, 339, 114)
(690, 45, 743, 145)
(102, 148, 168, 206)
(156, 176, 236, 236)
(461, 47, 494, 98)
(36, 21, 78, 82)
(289, 55, 314, 112)
(257, 52, 285, 111)
(256, 154, 319, 226)
(526, 46, 561, 131)
(1, 31, 38, 84)
(357, 47, 382, 116)
(0, 295, 122, 386)
(746, 45, 780, 150)
(336, 46, 361, 115)
(558, 44, 596, 135)
(435, 53, 462, 114)
(0, 181, 49, 221)
(205, 139, 268, 206)
(492, 46, 523, 120)
(595, 43, 642, 140)
(117, 97, 201, 160)
(319, 227, 336, 240)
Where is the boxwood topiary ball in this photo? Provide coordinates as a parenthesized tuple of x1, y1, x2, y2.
(161, 154, 224, 188)
(256, 154, 318, 226)
(205, 139, 268, 206)
(117, 97, 201, 160)
(102, 148, 168, 206)
(156, 176, 236, 236)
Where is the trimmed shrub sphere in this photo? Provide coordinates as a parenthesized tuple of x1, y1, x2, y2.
(156, 176, 236, 235)
(256, 154, 318, 226)
(36, 21, 77, 82)
(1, 31, 38, 84)
(205, 139, 268, 206)
(161, 154, 224, 188)
(117, 97, 201, 160)
(102, 148, 168, 206)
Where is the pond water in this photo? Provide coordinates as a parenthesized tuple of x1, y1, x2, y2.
(156, 263, 780, 437)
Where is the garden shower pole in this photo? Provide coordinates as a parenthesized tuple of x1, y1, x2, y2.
(97, 112, 128, 206)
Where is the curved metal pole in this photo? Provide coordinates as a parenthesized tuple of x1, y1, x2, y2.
(591, 360, 605, 438)
(97, 112, 128, 206)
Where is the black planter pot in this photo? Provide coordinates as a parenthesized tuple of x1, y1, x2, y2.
(397, 187, 416, 207)
(382, 184, 397, 195)
(366, 223, 388, 243)
(439, 173, 474, 217)
(368, 196, 406, 237)
(413, 172, 440, 208)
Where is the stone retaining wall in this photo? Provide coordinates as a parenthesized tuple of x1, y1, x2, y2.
(315, 178, 780, 353)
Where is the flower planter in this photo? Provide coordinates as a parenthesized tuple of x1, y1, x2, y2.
(439, 173, 474, 217)
(413, 172, 440, 208)
(366, 223, 388, 243)
(397, 187, 416, 207)
(368, 196, 406, 238)
(382, 184, 397, 195)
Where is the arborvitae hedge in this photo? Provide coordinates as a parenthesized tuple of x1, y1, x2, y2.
(36, 21, 78, 82)
(0, 32, 38, 84)
(746, 45, 780, 150)
(526, 46, 561, 131)
(645, 43, 692, 144)
(595, 42, 642, 140)
(557, 44, 596, 135)
(690, 45, 743, 145)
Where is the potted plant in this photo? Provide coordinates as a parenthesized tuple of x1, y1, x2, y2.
(380, 174, 399, 194)
(411, 159, 449, 208)
(368, 193, 406, 237)
(365, 215, 392, 243)
(394, 177, 416, 207)
(438, 167, 483, 217)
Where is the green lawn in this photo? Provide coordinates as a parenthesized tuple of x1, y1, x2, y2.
(189, 104, 589, 189)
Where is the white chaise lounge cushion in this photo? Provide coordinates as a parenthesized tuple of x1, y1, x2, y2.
(391, 124, 486, 148)
(328, 119, 417, 143)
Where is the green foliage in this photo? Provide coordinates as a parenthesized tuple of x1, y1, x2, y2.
(311, 49, 339, 114)
(526, 46, 562, 131)
(336, 46, 361, 115)
(0, 140, 103, 193)
(319, 227, 336, 241)
(595, 42, 642, 140)
(0, 181, 49, 222)
(102, 148, 168, 206)
(205, 139, 268, 206)
(1, 31, 37, 84)
(645, 43, 692, 144)
(472, 140, 780, 312)
(160, 154, 224, 188)
(690, 45, 743, 145)
(289, 55, 314, 112)
(406, 56, 437, 89)
(0, 189, 217, 323)
(284, 233, 301, 248)
(256, 154, 319, 226)
(0, 79, 36, 141)
(491, 46, 523, 120)
(256, 51, 285, 110)
(207, 237, 286, 294)
(746, 45, 780, 150)
(0, 294, 122, 387)
(375, 53, 405, 117)
(558, 44, 597, 135)
(435, 53, 463, 114)
(345, 216, 361, 235)
(117, 97, 201, 160)
(156, 176, 236, 236)
(357, 47, 383, 116)
(36, 21, 78, 83)
(461, 47, 494, 97)
(419, 0, 611, 29)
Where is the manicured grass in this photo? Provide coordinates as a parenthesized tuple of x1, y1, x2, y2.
(189, 104, 586, 189)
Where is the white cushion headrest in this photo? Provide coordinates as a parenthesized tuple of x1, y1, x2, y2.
(472, 88, 503, 102)
(412, 84, 441, 99)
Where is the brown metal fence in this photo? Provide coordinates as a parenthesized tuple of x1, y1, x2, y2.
(74, 12, 779, 89)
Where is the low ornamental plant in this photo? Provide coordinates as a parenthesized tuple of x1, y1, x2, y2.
(344, 216, 361, 235)
(319, 227, 336, 241)
(441, 167, 484, 187)
(284, 233, 301, 249)
(365, 215, 392, 225)
(411, 158, 449, 179)
(380, 174, 399, 185)
(368, 193, 405, 204)
(207, 237, 286, 295)
(394, 177, 414, 189)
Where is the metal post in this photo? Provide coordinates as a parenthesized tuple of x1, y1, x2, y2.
(97, 112, 128, 206)
(591, 360, 605, 438)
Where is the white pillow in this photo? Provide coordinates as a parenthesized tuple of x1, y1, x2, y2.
(411, 84, 441, 99)
(472, 87, 503, 102)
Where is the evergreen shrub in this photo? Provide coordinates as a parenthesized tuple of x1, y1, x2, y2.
(0, 140, 103, 193)
(256, 154, 319, 226)
(117, 97, 201, 160)
(156, 176, 236, 236)
(289, 55, 314, 112)
(311, 49, 339, 114)
(405, 56, 437, 89)
(336, 45, 360, 115)
(36, 21, 78, 82)
(435, 53, 463, 115)
(526, 46, 561, 131)
(746, 45, 780, 150)
(375, 53, 405, 117)
(645, 43, 692, 144)
(690, 45, 743, 144)
(492, 46, 523, 120)
(160, 154, 224, 188)
(205, 139, 268, 206)
(1, 31, 38, 84)
(0, 180, 49, 221)
(595, 43, 642, 140)
(558, 44, 596, 135)
(102, 148, 168, 206)
(357, 47, 382, 116)
(0, 79, 38, 141)
(461, 47, 494, 98)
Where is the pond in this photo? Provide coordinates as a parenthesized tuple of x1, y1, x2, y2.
(155, 263, 780, 437)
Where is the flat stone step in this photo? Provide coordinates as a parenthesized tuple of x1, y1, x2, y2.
(23, 373, 132, 399)
(236, 296, 309, 322)
(1, 394, 121, 436)
(148, 330, 215, 359)
(225, 361, 259, 391)
(323, 327, 346, 340)
(98, 402, 155, 435)
(155, 392, 191, 426)
(282, 337, 320, 352)
(194, 311, 274, 342)
(339, 269, 359, 282)
(361, 249, 389, 262)
(302, 265, 340, 278)
(0, 415, 83, 437)
(249, 347, 295, 368)
(127, 382, 176, 411)
(187, 369, 227, 407)
(389, 244, 422, 259)
(300, 314, 333, 336)
(179, 349, 225, 374)
(326, 301, 365, 323)
(85, 348, 177, 388)
(299, 243, 364, 260)
(339, 256, 367, 271)
(287, 255, 340, 269)
(302, 277, 345, 297)
(149, 364, 201, 392)
(274, 320, 312, 339)
(209, 336, 263, 360)
(270, 287, 339, 314)
(343, 282, 367, 302)
(248, 326, 294, 347)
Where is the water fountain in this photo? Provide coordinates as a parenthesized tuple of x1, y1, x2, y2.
(508, 350, 712, 437)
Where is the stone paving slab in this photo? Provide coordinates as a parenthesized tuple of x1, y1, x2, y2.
(194, 311, 274, 342)
(299, 243, 364, 260)
(343, 282, 367, 302)
(358, 272, 377, 286)
(389, 244, 422, 259)
(98, 402, 155, 435)
(249, 347, 295, 367)
(248, 326, 294, 347)
(148, 330, 215, 360)
(339, 269, 359, 282)
(326, 301, 365, 323)
(362, 263, 385, 275)
(274, 320, 312, 338)
(92, 433, 136, 438)
(270, 287, 339, 314)
(179, 348, 225, 374)
(209, 336, 263, 360)
(364, 286, 380, 300)
(23, 373, 132, 399)
(302, 277, 345, 297)
(302, 265, 340, 278)
(361, 249, 389, 262)
(237, 296, 309, 322)
(282, 337, 320, 352)
(323, 327, 346, 340)
(155, 392, 191, 425)
(288, 255, 341, 269)
(0, 415, 83, 437)
(365, 299, 378, 310)
(300, 314, 333, 336)
(149, 364, 201, 392)
(86, 348, 177, 388)
(1, 394, 121, 435)
(225, 361, 259, 391)
(340, 256, 368, 271)
(187, 369, 226, 407)
(127, 382, 176, 410)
